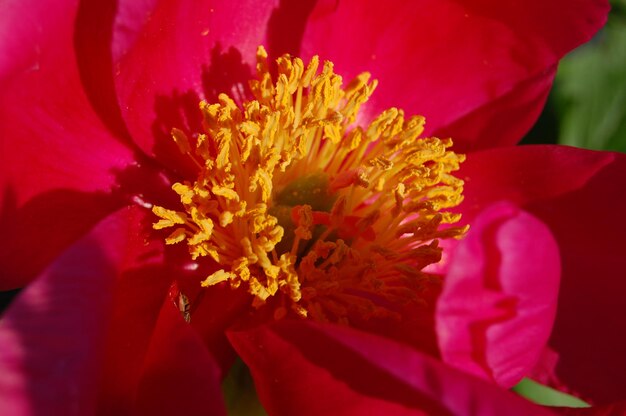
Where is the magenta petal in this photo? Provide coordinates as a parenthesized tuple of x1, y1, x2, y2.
(437, 202, 560, 388)
(0, 0, 137, 288)
(301, 0, 608, 150)
(0, 0, 135, 204)
(0, 208, 142, 415)
(114, 0, 278, 172)
(229, 321, 553, 416)
(134, 298, 226, 416)
(0, 0, 72, 82)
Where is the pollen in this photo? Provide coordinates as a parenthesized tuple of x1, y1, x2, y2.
(152, 46, 468, 323)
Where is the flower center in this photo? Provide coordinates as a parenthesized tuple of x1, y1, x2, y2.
(152, 46, 467, 322)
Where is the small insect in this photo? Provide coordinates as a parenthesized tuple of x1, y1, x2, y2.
(177, 292, 192, 323)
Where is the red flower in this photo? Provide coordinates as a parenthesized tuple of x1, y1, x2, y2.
(1, 1, 624, 415)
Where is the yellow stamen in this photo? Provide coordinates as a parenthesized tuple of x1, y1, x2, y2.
(152, 46, 468, 323)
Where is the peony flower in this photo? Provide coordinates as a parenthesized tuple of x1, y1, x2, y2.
(1, 0, 624, 415)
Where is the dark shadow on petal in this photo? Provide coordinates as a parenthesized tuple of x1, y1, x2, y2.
(150, 90, 205, 180)
(112, 152, 181, 209)
(1, 236, 115, 414)
(0, 289, 20, 314)
(74, 0, 135, 146)
(0, 186, 124, 290)
(201, 44, 253, 105)
(528, 156, 626, 405)
(148, 44, 253, 179)
(266, 0, 319, 57)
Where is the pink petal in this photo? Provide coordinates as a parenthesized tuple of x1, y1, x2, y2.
(114, 0, 279, 174)
(0, 0, 137, 288)
(134, 297, 226, 416)
(228, 320, 554, 416)
(436, 202, 560, 388)
(0, 207, 146, 415)
(301, 0, 609, 151)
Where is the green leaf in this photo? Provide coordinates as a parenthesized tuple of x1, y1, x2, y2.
(222, 359, 267, 416)
(512, 378, 590, 408)
(554, 5, 626, 152)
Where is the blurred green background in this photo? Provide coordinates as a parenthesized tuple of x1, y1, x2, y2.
(522, 0, 626, 153)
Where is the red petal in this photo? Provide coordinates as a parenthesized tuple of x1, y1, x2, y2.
(457, 145, 614, 224)
(528, 152, 626, 404)
(114, 0, 279, 174)
(0, 207, 146, 415)
(436, 65, 556, 153)
(557, 402, 626, 415)
(228, 320, 554, 416)
(301, 0, 608, 151)
(0, 0, 137, 288)
(458, 146, 626, 404)
(97, 208, 236, 414)
(133, 298, 227, 416)
(437, 202, 560, 388)
(187, 283, 250, 377)
(96, 214, 174, 414)
(0, 190, 124, 290)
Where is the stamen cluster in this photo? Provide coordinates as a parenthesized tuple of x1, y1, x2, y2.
(153, 46, 467, 322)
